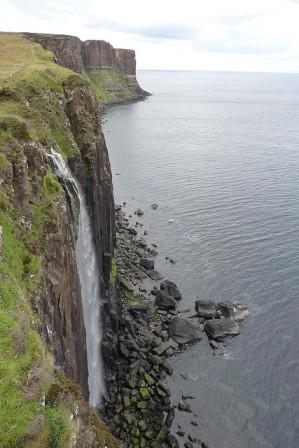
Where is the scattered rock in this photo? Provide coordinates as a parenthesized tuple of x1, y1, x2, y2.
(160, 280, 182, 301)
(195, 300, 217, 318)
(178, 400, 192, 413)
(154, 290, 177, 310)
(151, 203, 158, 210)
(140, 256, 154, 270)
(204, 318, 240, 339)
(168, 319, 202, 344)
(135, 208, 144, 216)
(217, 301, 249, 321)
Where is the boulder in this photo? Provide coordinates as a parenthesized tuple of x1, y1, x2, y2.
(155, 290, 177, 310)
(136, 208, 144, 216)
(204, 318, 240, 339)
(160, 280, 182, 301)
(178, 400, 192, 412)
(140, 256, 154, 270)
(119, 276, 134, 292)
(195, 300, 217, 318)
(167, 435, 179, 447)
(168, 319, 202, 344)
(217, 301, 249, 321)
(149, 270, 163, 280)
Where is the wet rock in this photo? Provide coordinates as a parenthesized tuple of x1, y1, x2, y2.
(135, 208, 144, 216)
(168, 318, 202, 344)
(151, 203, 158, 210)
(184, 443, 193, 448)
(155, 290, 177, 310)
(165, 408, 175, 427)
(178, 399, 192, 412)
(217, 301, 249, 321)
(167, 435, 179, 447)
(177, 430, 185, 437)
(119, 276, 134, 292)
(195, 300, 217, 319)
(162, 360, 173, 376)
(149, 270, 164, 280)
(204, 318, 240, 339)
(160, 280, 182, 301)
(153, 339, 179, 355)
(182, 394, 196, 400)
(140, 256, 154, 270)
(128, 227, 137, 236)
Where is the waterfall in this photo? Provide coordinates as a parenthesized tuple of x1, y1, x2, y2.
(48, 149, 104, 407)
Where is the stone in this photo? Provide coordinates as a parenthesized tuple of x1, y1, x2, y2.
(217, 301, 250, 321)
(151, 203, 158, 210)
(153, 339, 179, 355)
(178, 400, 192, 413)
(149, 270, 164, 280)
(160, 280, 182, 301)
(195, 300, 217, 318)
(119, 276, 134, 292)
(154, 290, 177, 310)
(168, 318, 202, 344)
(140, 256, 154, 270)
(167, 435, 179, 447)
(162, 360, 173, 376)
(140, 387, 151, 399)
(165, 408, 175, 428)
(204, 318, 240, 339)
(136, 208, 144, 216)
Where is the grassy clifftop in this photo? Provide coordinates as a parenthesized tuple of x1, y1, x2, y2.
(0, 33, 118, 447)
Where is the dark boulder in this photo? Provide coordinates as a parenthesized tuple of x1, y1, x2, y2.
(204, 318, 240, 339)
(155, 290, 177, 310)
(140, 256, 154, 270)
(167, 435, 179, 448)
(195, 300, 217, 318)
(160, 280, 182, 301)
(168, 319, 202, 344)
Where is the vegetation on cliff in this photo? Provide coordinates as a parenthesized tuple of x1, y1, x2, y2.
(0, 33, 117, 447)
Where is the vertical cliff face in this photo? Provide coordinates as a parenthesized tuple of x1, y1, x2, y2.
(0, 33, 116, 446)
(82, 40, 117, 68)
(25, 32, 149, 105)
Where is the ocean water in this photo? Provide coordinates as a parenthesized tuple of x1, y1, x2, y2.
(103, 70, 299, 448)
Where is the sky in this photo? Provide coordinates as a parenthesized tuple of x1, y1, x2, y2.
(1, 0, 299, 73)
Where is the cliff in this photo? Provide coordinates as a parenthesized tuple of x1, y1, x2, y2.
(25, 33, 148, 106)
(0, 32, 116, 447)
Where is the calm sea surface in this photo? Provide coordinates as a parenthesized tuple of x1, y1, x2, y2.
(103, 71, 299, 448)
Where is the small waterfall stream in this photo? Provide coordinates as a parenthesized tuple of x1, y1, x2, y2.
(48, 149, 104, 407)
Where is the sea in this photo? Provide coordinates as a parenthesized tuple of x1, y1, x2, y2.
(102, 70, 299, 448)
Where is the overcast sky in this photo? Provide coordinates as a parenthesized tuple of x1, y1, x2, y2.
(1, 0, 299, 72)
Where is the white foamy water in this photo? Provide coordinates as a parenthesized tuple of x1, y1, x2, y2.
(49, 149, 104, 407)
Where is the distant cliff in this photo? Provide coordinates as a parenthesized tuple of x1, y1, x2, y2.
(25, 33, 148, 106)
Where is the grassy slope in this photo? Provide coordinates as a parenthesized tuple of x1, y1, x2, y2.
(84, 66, 132, 104)
(0, 33, 118, 448)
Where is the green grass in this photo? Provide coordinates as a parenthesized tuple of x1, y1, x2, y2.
(84, 67, 132, 103)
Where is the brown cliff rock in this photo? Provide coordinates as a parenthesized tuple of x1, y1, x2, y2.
(82, 40, 117, 68)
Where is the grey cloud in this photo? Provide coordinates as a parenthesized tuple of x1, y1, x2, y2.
(86, 18, 196, 40)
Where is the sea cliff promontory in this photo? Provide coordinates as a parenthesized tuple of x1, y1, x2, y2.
(25, 32, 148, 105)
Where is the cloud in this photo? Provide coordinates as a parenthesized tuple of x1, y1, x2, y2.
(2, 0, 299, 72)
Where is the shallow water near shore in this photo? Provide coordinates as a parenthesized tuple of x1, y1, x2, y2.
(103, 70, 299, 448)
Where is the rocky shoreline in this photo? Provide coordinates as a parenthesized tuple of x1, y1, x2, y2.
(103, 205, 249, 448)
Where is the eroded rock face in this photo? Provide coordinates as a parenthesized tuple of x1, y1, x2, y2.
(25, 33, 83, 72)
(115, 48, 136, 75)
(82, 40, 117, 68)
(25, 32, 148, 103)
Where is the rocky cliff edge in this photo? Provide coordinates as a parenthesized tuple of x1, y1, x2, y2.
(25, 33, 149, 106)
